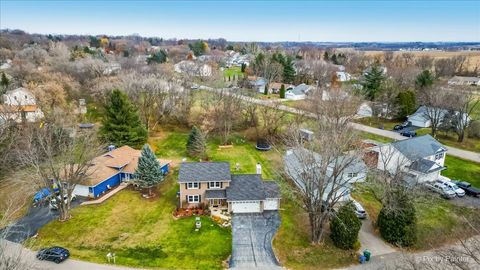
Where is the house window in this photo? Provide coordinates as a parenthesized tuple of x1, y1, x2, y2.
(209, 182, 221, 189)
(435, 152, 444, 160)
(347, 173, 358, 178)
(187, 182, 199, 189)
(187, 195, 200, 203)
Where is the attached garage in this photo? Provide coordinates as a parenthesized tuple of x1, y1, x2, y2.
(263, 198, 279, 210)
(73, 185, 89, 197)
(230, 201, 261, 213)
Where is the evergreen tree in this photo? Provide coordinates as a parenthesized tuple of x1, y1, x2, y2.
(0, 72, 9, 94)
(323, 51, 330, 61)
(415, 70, 434, 90)
(279, 84, 286, 99)
(331, 54, 338, 65)
(264, 84, 268, 95)
(186, 126, 206, 158)
(134, 144, 164, 196)
(241, 63, 247, 73)
(147, 49, 168, 64)
(100, 89, 147, 148)
(330, 202, 362, 250)
(282, 56, 296, 83)
(362, 65, 385, 101)
(396, 90, 417, 118)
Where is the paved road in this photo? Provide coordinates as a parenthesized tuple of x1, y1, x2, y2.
(230, 211, 283, 270)
(200, 86, 480, 163)
(2, 199, 84, 243)
(1, 239, 138, 270)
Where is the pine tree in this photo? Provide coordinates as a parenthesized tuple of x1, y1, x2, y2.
(415, 70, 434, 90)
(362, 65, 385, 101)
(323, 51, 330, 61)
(186, 126, 206, 158)
(279, 84, 286, 99)
(0, 72, 9, 94)
(100, 89, 147, 148)
(134, 144, 164, 196)
(330, 202, 362, 250)
(282, 57, 296, 83)
(241, 63, 246, 73)
(264, 84, 268, 95)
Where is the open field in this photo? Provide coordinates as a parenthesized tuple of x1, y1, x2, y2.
(364, 50, 480, 70)
(223, 66, 244, 78)
(30, 174, 232, 269)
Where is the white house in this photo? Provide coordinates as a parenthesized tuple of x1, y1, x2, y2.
(448, 76, 480, 86)
(336, 71, 352, 82)
(357, 102, 373, 118)
(408, 106, 470, 128)
(174, 60, 212, 77)
(285, 83, 314, 100)
(284, 148, 367, 203)
(1, 87, 44, 123)
(374, 135, 446, 183)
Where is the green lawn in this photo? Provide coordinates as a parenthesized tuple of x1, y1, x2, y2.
(358, 131, 394, 143)
(355, 117, 402, 131)
(273, 199, 357, 269)
(223, 66, 244, 78)
(443, 156, 480, 187)
(352, 188, 480, 250)
(31, 175, 232, 269)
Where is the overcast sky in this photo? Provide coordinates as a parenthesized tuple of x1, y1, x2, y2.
(1, 0, 479, 42)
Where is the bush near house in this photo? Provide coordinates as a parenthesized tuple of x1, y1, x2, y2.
(330, 202, 361, 250)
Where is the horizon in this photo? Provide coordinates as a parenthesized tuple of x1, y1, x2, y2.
(1, 0, 479, 42)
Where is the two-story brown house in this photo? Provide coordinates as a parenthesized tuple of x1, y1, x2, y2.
(178, 162, 280, 213)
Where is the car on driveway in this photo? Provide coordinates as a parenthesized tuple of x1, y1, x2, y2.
(453, 181, 480, 197)
(436, 177, 465, 197)
(426, 182, 456, 199)
(352, 200, 367, 219)
(37, 247, 70, 263)
(49, 194, 77, 210)
(393, 121, 411, 131)
(400, 130, 417, 137)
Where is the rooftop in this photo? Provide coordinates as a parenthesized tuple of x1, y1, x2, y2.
(178, 162, 231, 183)
(391, 135, 446, 161)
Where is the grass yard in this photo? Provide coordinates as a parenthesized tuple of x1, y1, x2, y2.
(355, 117, 402, 131)
(223, 66, 244, 78)
(273, 199, 357, 269)
(352, 188, 480, 250)
(30, 174, 232, 269)
(443, 156, 480, 186)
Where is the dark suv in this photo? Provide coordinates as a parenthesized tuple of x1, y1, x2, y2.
(37, 247, 70, 263)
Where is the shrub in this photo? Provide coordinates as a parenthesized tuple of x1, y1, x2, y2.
(468, 120, 480, 139)
(377, 192, 417, 247)
(330, 202, 362, 250)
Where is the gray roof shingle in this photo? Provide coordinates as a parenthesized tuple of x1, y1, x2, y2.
(205, 189, 227, 199)
(263, 181, 281, 199)
(178, 162, 231, 183)
(227, 174, 266, 201)
(391, 135, 446, 161)
(408, 158, 445, 174)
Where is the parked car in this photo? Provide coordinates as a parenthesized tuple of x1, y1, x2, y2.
(400, 130, 417, 137)
(352, 200, 367, 219)
(393, 121, 411, 131)
(436, 177, 465, 197)
(452, 181, 480, 197)
(36, 247, 70, 263)
(49, 194, 77, 210)
(426, 182, 456, 199)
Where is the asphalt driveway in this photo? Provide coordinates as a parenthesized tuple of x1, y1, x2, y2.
(2, 198, 84, 243)
(230, 211, 283, 269)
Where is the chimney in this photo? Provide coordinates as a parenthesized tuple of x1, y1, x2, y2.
(256, 163, 262, 175)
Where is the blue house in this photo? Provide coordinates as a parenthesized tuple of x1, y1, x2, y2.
(73, 145, 171, 198)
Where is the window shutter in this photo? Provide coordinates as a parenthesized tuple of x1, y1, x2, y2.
(186, 195, 188, 203)
(185, 183, 188, 189)
(207, 182, 210, 188)
(198, 183, 201, 189)
(220, 182, 223, 188)
(199, 195, 201, 202)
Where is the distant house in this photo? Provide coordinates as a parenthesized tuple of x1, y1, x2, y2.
(336, 71, 352, 82)
(407, 105, 470, 128)
(174, 60, 212, 77)
(1, 87, 44, 123)
(284, 148, 367, 203)
(74, 145, 171, 198)
(448, 76, 480, 86)
(0, 59, 12, 70)
(357, 102, 373, 118)
(372, 135, 446, 183)
(177, 162, 280, 213)
(285, 83, 314, 100)
(269, 82, 294, 94)
(103, 62, 121, 75)
(249, 76, 267, 93)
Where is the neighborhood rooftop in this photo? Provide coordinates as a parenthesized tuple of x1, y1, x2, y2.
(391, 134, 446, 161)
(226, 174, 280, 201)
(178, 162, 231, 183)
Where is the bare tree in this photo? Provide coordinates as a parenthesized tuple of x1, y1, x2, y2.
(415, 55, 434, 70)
(447, 87, 479, 142)
(257, 100, 288, 140)
(18, 112, 102, 221)
(418, 85, 449, 137)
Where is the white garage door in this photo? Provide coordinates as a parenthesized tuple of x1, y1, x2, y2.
(264, 199, 279, 210)
(231, 201, 261, 213)
(73, 185, 89, 197)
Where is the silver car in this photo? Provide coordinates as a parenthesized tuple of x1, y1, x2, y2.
(352, 200, 367, 219)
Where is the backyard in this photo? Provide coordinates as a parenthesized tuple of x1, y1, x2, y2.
(223, 66, 244, 79)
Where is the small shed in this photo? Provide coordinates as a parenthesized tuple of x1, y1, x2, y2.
(299, 128, 314, 141)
